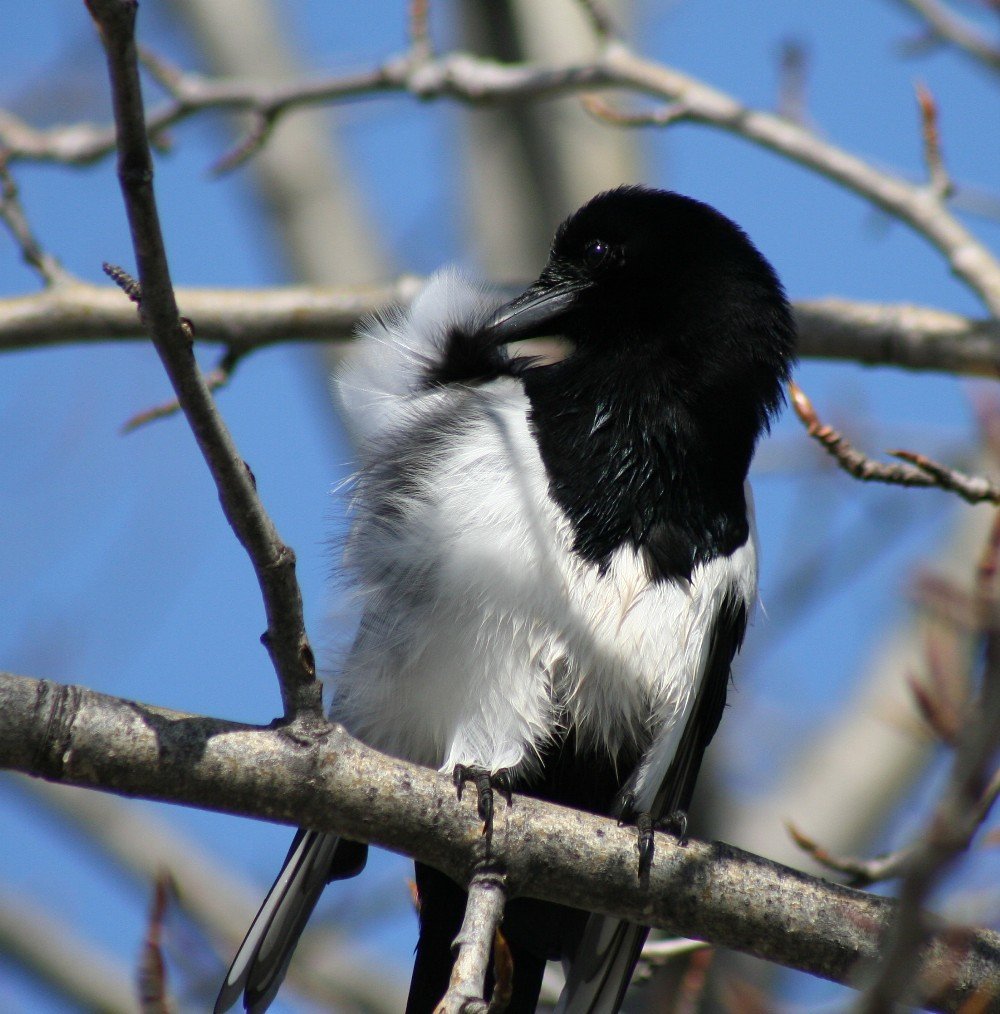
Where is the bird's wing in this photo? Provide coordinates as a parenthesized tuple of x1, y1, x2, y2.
(337, 269, 500, 448)
(214, 831, 367, 1014)
(555, 594, 748, 1014)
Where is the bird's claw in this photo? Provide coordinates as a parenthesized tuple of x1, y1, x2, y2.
(630, 808, 689, 877)
(453, 765, 512, 838)
(658, 809, 689, 846)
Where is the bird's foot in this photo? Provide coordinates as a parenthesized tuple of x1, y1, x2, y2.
(452, 765, 513, 839)
(623, 807, 689, 877)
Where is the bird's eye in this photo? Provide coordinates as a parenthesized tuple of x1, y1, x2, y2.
(583, 238, 612, 269)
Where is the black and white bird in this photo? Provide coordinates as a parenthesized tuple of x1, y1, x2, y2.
(216, 185, 795, 1014)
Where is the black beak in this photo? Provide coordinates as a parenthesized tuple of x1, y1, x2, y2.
(482, 281, 583, 344)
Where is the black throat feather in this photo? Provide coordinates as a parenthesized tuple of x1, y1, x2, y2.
(520, 352, 754, 584)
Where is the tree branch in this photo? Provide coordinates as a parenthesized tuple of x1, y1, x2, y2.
(790, 382, 1000, 505)
(437, 867, 508, 1013)
(3, 281, 999, 376)
(0, 159, 74, 288)
(84, 0, 320, 720)
(892, 0, 1000, 76)
(1, 669, 999, 1013)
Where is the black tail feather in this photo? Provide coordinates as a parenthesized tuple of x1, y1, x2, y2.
(215, 830, 367, 1014)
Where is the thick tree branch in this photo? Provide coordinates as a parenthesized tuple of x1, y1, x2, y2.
(84, 0, 319, 720)
(1, 669, 999, 1013)
(3, 281, 999, 376)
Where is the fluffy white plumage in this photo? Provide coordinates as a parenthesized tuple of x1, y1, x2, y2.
(334, 270, 757, 811)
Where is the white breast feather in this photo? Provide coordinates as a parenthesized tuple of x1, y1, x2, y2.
(332, 271, 758, 801)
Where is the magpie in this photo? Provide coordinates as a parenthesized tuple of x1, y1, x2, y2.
(215, 185, 795, 1014)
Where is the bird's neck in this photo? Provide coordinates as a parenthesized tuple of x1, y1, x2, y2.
(524, 362, 756, 582)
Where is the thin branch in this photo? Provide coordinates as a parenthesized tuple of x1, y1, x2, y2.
(0, 158, 74, 287)
(436, 867, 508, 1014)
(84, 0, 320, 720)
(599, 45, 1000, 315)
(909, 638, 964, 744)
(580, 93, 691, 127)
(408, 0, 432, 62)
(573, 0, 617, 41)
(915, 81, 953, 198)
(2, 669, 1000, 1012)
(790, 382, 1000, 504)
(855, 618, 1000, 1011)
(4, 37, 1000, 311)
(138, 872, 174, 1014)
(122, 347, 242, 433)
(892, 448, 1000, 503)
(893, 0, 1000, 75)
(777, 39, 811, 126)
(3, 282, 1000, 376)
(787, 822, 920, 888)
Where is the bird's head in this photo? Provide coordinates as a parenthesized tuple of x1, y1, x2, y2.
(484, 185, 796, 430)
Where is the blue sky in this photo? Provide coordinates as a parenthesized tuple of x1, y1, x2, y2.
(2, 2, 999, 1011)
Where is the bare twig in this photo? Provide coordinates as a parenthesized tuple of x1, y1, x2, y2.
(975, 508, 1000, 600)
(600, 45, 1000, 314)
(408, 0, 432, 61)
(893, 0, 1000, 75)
(0, 277, 424, 352)
(787, 822, 919, 887)
(122, 347, 241, 433)
(0, 158, 74, 286)
(790, 382, 1000, 504)
(210, 110, 278, 175)
(574, 0, 617, 41)
(103, 259, 144, 304)
(891, 448, 1000, 503)
(777, 39, 810, 125)
(138, 872, 174, 1014)
(915, 81, 953, 198)
(84, 0, 320, 720)
(909, 631, 966, 744)
(3, 668, 1000, 1012)
(436, 867, 508, 1014)
(580, 93, 690, 127)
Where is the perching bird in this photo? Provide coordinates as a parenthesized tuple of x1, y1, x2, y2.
(216, 185, 795, 1014)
